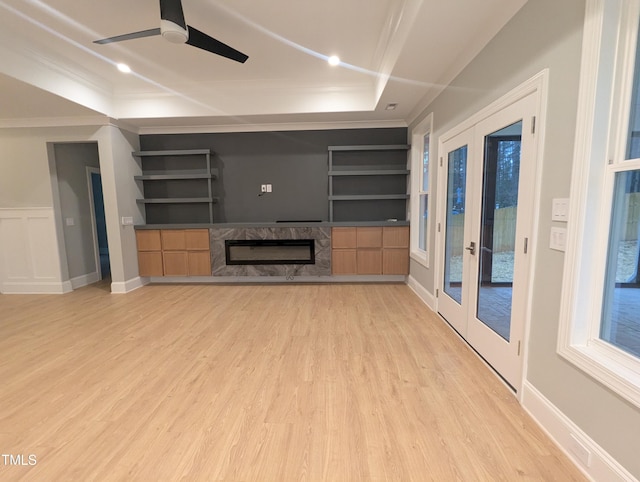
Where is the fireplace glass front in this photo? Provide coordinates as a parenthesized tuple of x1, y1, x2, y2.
(225, 239, 315, 265)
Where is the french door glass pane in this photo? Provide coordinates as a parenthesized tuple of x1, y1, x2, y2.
(601, 170, 640, 357)
(443, 146, 467, 304)
(476, 122, 523, 341)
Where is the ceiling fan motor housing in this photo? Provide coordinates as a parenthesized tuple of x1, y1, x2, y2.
(161, 19, 188, 43)
(160, 0, 188, 43)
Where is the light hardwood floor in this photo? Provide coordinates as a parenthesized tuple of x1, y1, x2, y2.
(0, 283, 585, 481)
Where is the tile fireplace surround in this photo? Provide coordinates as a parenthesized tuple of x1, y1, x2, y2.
(210, 227, 331, 276)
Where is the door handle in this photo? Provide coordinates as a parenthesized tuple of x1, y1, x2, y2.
(465, 241, 476, 255)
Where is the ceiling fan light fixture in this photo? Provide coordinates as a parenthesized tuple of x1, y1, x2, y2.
(161, 19, 188, 43)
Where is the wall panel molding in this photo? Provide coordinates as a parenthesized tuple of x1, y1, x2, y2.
(0, 208, 68, 294)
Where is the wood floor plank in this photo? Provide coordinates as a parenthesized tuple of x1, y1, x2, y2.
(0, 283, 586, 481)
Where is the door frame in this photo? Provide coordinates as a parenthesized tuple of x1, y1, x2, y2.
(434, 71, 548, 397)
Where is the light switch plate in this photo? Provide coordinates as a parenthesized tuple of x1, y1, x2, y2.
(65, 217, 75, 226)
(121, 216, 134, 226)
(550, 227, 567, 251)
(552, 198, 569, 222)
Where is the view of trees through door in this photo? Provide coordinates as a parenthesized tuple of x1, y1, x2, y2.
(476, 123, 522, 341)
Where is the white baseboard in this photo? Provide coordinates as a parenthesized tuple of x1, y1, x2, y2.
(407, 275, 436, 311)
(522, 381, 637, 482)
(1, 280, 72, 294)
(70, 272, 100, 290)
(110, 276, 147, 294)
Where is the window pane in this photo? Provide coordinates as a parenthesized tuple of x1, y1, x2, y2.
(627, 20, 640, 159)
(476, 122, 522, 342)
(443, 146, 467, 304)
(601, 170, 640, 357)
(422, 133, 430, 192)
(419, 194, 428, 251)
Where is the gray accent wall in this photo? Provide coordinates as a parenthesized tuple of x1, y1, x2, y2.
(409, 0, 640, 477)
(53, 142, 100, 280)
(140, 128, 407, 224)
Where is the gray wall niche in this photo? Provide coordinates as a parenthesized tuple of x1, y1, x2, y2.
(140, 128, 407, 223)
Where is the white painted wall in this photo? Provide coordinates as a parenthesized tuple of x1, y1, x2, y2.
(95, 125, 144, 292)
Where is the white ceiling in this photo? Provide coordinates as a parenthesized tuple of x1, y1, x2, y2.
(0, 0, 527, 132)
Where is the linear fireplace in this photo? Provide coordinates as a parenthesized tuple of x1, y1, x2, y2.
(225, 239, 315, 265)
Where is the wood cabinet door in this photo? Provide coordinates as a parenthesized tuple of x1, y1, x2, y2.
(356, 227, 383, 248)
(161, 230, 186, 251)
(163, 251, 189, 276)
(357, 249, 382, 274)
(136, 230, 162, 251)
(188, 251, 212, 276)
(185, 229, 210, 250)
(383, 248, 409, 275)
(331, 249, 357, 274)
(332, 227, 357, 248)
(382, 226, 409, 248)
(138, 251, 163, 276)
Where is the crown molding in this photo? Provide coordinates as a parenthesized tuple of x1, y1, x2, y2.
(0, 115, 111, 129)
(137, 119, 408, 135)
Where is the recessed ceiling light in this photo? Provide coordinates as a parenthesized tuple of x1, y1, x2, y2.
(117, 63, 131, 73)
(328, 55, 340, 66)
(385, 103, 398, 110)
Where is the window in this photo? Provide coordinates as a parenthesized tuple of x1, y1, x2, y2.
(411, 114, 433, 266)
(559, 0, 640, 407)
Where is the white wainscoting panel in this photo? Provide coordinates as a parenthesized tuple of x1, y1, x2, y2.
(0, 208, 70, 294)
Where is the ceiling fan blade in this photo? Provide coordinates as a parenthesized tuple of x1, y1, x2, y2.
(94, 28, 161, 45)
(186, 26, 248, 63)
(160, 0, 186, 29)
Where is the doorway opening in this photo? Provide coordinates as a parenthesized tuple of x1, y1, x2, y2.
(88, 168, 110, 280)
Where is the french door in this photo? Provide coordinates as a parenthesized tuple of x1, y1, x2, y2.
(438, 92, 538, 390)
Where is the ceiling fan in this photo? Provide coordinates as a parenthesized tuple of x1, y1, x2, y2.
(94, 0, 248, 63)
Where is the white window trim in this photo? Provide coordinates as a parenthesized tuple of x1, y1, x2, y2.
(558, 0, 640, 408)
(410, 113, 433, 267)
